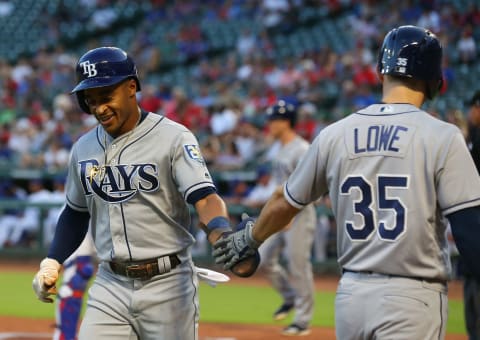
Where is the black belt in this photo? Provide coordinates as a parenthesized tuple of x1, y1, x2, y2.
(342, 269, 446, 285)
(109, 255, 181, 279)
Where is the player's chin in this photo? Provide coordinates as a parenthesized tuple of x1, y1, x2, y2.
(99, 116, 120, 135)
(97, 113, 116, 127)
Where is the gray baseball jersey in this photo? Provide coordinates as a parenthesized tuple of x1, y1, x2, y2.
(65, 112, 215, 262)
(284, 103, 480, 281)
(262, 135, 316, 328)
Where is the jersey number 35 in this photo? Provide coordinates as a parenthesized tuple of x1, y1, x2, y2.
(340, 175, 408, 241)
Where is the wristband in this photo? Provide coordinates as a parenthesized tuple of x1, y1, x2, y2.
(205, 216, 231, 236)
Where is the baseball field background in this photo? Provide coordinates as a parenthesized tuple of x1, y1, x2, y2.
(0, 262, 468, 340)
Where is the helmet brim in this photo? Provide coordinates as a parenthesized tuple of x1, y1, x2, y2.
(70, 76, 129, 93)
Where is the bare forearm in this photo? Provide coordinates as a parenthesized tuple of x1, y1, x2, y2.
(252, 187, 300, 242)
(194, 193, 229, 243)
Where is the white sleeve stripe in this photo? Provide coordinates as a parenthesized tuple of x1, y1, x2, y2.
(66, 197, 88, 212)
(184, 181, 215, 199)
(283, 183, 307, 209)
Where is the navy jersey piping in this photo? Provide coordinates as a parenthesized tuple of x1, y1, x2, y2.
(353, 109, 420, 117)
(66, 196, 88, 210)
(117, 113, 165, 161)
(114, 111, 163, 259)
(95, 126, 106, 152)
(437, 292, 444, 340)
(443, 197, 480, 213)
(120, 202, 133, 261)
(188, 264, 199, 340)
(285, 183, 307, 206)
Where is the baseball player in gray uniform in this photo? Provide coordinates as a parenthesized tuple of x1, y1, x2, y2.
(213, 25, 480, 339)
(259, 101, 316, 336)
(32, 46, 235, 340)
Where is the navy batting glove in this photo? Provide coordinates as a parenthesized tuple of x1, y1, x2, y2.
(212, 214, 262, 271)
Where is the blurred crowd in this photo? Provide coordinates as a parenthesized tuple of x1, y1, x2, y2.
(0, 0, 479, 253)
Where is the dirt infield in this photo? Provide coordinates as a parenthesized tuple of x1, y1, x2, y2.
(0, 260, 467, 340)
(0, 314, 468, 340)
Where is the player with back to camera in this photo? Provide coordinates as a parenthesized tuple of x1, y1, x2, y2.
(213, 25, 480, 339)
(32, 46, 257, 340)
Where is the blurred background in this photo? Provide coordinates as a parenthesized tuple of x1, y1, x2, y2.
(0, 0, 477, 272)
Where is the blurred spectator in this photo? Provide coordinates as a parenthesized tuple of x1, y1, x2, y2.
(460, 3, 480, 27)
(177, 22, 208, 61)
(212, 136, 245, 171)
(260, 0, 290, 32)
(164, 86, 208, 133)
(43, 176, 66, 247)
(417, 7, 441, 32)
(295, 102, 319, 142)
(223, 179, 252, 205)
(457, 26, 476, 65)
(51, 52, 77, 95)
(236, 28, 257, 57)
(241, 165, 276, 209)
(233, 118, 265, 163)
(209, 97, 241, 136)
(0, 1, 13, 17)
(43, 136, 70, 172)
(90, 2, 117, 29)
(0, 180, 26, 248)
(193, 84, 216, 109)
(130, 37, 161, 79)
(0, 126, 14, 164)
(1, 179, 51, 247)
(9, 118, 34, 156)
(139, 84, 163, 114)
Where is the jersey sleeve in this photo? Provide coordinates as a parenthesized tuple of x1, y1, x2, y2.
(437, 130, 480, 215)
(284, 133, 328, 209)
(172, 131, 216, 201)
(65, 145, 89, 212)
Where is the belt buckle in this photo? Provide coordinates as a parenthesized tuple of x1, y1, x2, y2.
(125, 264, 143, 278)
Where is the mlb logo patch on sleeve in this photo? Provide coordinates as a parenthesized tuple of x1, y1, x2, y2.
(184, 144, 205, 163)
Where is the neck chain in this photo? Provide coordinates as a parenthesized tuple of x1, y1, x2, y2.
(89, 112, 141, 184)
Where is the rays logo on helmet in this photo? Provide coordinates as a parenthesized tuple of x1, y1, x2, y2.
(79, 61, 98, 78)
(184, 144, 204, 163)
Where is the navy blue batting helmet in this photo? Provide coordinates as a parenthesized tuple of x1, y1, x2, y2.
(266, 100, 297, 126)
(377, 25, 443, 100)
(71, 47, 141, 113)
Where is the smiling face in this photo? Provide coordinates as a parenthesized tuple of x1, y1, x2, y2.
(83, 78, 139, 137)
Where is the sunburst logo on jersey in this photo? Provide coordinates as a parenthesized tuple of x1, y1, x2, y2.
(184, 144, 205, 164)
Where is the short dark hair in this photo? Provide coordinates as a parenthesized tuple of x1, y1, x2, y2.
(469, 91, 480, 106)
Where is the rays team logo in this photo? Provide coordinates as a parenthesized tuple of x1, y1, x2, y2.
(79, 60, 97, 77)
(78, 159, 159, 202)
(184, 144, 204, 164)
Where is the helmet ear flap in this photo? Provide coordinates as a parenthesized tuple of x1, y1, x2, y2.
(75, 91, 91, 114)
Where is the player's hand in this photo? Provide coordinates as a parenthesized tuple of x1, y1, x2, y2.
(212, 214, 262, 277)
(32, 258, 61, 303)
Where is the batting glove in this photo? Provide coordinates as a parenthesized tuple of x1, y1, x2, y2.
(213, 214, 262, 276)
(32, 258, 61, 303)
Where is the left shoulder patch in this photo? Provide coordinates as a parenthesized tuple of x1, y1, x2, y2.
(184, 144, 205, 164)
